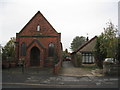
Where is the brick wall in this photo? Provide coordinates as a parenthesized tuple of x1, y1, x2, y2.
(16, 11, 62, 67)
(103, 63, 120, 76)
(53, 59, 62, 74)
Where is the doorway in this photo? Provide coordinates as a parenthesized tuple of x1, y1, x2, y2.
(30, 47, 40, 66)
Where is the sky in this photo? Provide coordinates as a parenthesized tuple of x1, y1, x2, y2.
(0, 0, 119, 52)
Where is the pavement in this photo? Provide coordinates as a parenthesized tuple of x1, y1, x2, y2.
(2, 61, 119, 88)
(59, 61, 103, 76)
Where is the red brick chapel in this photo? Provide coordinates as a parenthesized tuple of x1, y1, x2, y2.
(15, 11, 62, 67)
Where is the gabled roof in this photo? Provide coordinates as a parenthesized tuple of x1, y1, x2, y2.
(71, 36, 97, 54)
(19, 11, 58, 34)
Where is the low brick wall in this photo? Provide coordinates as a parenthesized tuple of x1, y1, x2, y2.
(53, 59, 62, 74)
(103, 63, 120, 76)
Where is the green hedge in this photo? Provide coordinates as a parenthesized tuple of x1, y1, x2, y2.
(73, 52, 82, 67)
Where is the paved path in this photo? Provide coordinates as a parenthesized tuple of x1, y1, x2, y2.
(59, 61, 102, 76)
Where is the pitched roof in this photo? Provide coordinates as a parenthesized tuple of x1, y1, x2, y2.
(19, 11, 58, 34)
(71, 36, 97, 54)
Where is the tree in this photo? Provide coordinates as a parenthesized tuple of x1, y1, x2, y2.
(94, 21, 118, 68)
(62, 49, 69, 61)
(94, 34, 107, 68)
(70, 36, 86, 52)
(103, 22, 118, 58)
(116, 36, 120, 64)
(2, 37, 16, 61)
(65, 49, 68, 53)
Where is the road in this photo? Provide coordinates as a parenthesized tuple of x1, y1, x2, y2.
(2, 61, 119, 88)
(2, 76, 119, 88)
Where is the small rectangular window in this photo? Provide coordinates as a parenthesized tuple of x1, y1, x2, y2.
(37, 25, 40, 31)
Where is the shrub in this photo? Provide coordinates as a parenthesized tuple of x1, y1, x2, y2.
(73, 52, 82, 67)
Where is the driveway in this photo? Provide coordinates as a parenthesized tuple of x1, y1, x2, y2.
(59, 61, 102, 76)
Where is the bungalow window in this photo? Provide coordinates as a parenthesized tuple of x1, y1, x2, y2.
(82, 54, 85, 63)
(48, 43, 55, 57)
(86, 54, 89, 63)
(82, 53, 94, 64)
(92, 56, 95, 63)
(89, 55, 92, 63)
(21, 42, 26, 56)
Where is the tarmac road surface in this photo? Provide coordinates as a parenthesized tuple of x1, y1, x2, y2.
(2, 61, 119, 88)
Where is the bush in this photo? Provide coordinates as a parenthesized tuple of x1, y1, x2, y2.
(95, 59, 103, 69)
(73, 52, 82, 67)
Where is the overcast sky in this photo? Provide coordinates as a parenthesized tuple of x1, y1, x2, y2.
(0, 0, 119, 52)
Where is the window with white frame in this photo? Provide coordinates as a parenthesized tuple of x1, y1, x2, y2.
(82, 53, 94, 64)
(82, 54, 85, 63)
(89, 55, 92, 63)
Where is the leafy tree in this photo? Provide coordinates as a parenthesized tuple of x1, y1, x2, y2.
(94, 21, 118, 68)
(2, 37, 16, 61)
(116, 36, 120, 64)
(62, 49, 69, 61)
(94, 34, 107, 68)
(103, 22, 118, 58)
(70, 36, 86, 51)
(65, 49, 68, 53)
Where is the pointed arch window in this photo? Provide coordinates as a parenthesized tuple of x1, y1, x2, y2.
(21, 42, 26, 56)
(37, 25, 40, 31)
(48, 43, 55, 57)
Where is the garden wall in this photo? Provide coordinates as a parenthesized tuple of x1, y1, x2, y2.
(53, 59, 62, 74)
(103, 62, 120, 76)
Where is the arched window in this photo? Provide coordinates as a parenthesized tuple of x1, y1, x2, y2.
(37, 25, 40, 31)
(21, 42, 26, 56)
(48, 43, 55, 57)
